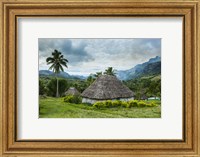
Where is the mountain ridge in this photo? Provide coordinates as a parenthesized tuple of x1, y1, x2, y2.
(39, 56, 161, 80)
(116, 56, 161, 80)
(39, 70, 86, 80)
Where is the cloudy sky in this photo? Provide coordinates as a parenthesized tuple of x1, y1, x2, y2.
(39, 38, 161, 76)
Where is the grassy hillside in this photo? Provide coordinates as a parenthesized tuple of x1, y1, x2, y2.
(39, 97, 161, 118)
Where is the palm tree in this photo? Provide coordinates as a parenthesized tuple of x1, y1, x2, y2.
(104, 67, 116, 76)
(94, 72, 102, 78)
(46, 49, 68, 97)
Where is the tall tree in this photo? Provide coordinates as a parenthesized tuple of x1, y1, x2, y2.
(46, 49, 68, 97)
(104, 67, 116, 76)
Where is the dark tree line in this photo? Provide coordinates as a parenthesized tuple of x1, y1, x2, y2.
(41, 56, 161, 100)
(40, 75, 161, 100)
(123, 77, 161, 100)
(39, 77, 89, 97)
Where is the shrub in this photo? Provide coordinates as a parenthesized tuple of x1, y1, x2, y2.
(104, 100, 112, 108)
(121, 101, 128, 108)
(112, 100, 121, 107)
(128, 100, 138, 107)
(93, 101, 104, 108)
(93, 102, 100, 108)
(63, 95, 82, 104)
(126, 102, 131, 108)
(145, 101, 157, 107)
(94, 100, 124, 108)
(137, 101, 146, 107)
(93, 99, 157, 109)
(150, 102, 157, 107)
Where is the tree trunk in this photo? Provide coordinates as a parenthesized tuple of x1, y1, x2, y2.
(56, 74, 59, 97)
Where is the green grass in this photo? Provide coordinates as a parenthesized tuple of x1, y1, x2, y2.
(39, 97, 161, 118)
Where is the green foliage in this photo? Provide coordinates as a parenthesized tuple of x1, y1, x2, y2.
(137, 101, 146, 107)
(144, 101, 157, 107)
(121, 101, 128, 108)
(86, 75, 95, 86)
(104, 100, 112, 107)
(71, 81, 88, 93)
(104, 67, 116, 76)
(39, 77, 89, 97)
(47, 78, 68, 97)
(46, 49, 68, 73)
(128, 100, 138, 107)
(92, 99, 158, 109)
(111, 100, 121, 107)
(124, 76, 161, 100)
(63, 95, 82, 104)
(93, 101, 104, 108)
(39, 97, 161, 118)
(94, 72, 103, 78)
(39, 79, 47, 95)
(46, 49, 68, 97)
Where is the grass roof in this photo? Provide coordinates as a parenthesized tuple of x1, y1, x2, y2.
(81, 75, 134, 100)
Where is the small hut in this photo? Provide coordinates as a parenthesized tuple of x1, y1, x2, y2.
(141, 94, 148, 100)
(81, 75, 134, 104)
(65, 87, 80, 96)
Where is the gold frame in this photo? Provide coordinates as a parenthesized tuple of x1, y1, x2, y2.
(0, 0, 199, 156)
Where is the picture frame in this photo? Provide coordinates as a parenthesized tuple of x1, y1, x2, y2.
(0, 0, 199, 156)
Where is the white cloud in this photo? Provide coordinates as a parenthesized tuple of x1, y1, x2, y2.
(39, 38, 161, 76)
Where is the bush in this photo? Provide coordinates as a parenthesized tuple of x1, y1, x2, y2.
(125, 102, 131, 108)
(112, 100, 121, 107)
(121, 101, 129, 108)
(93, 99, 157, 109)
(93, 101, 104, 108)
(137, 101, 146, 107)
(104, 100, 112, 108)
(128, 100, 138, 107)
(150, 102, 157, 107)
(63, 95, 82, 104)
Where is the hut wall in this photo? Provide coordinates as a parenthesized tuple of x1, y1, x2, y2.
(82, 98, 97, 104)
(119, 97, 134, 101)
(82, 97, 134, 104)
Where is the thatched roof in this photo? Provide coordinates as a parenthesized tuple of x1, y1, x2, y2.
(65, 87, 80, 96)
(81, 75, 134, 100)
(141, 95, 148, 100)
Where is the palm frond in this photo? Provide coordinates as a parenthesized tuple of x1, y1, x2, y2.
(46, 49, 68, 74)
(59, 64, 64, 72)
(46, 57, 54, 62)
(60, 61, 68, 68)
(62, 58, 68, 62)
(48, 63, 56, 70)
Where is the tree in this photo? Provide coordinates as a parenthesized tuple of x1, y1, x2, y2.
(86, 75, 95, 86)
(148, 81, 159, 98)
(46, 78, 68, 97)
(46, 49, 68, 97)
(104, 67, 116, 76)
(39, 79, 46, 95)
(94, 72, 102, 78)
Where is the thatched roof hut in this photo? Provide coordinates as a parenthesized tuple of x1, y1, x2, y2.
(65, 87, 80, 96)
(81, 75, 134, 104)
(141, 94, 148, 100)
